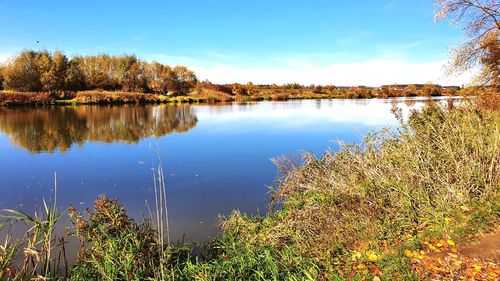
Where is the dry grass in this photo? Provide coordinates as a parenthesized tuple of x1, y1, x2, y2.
(74, 91, 165, 104)
(0, 91, 53, 106)
(189, 88, 234, 102)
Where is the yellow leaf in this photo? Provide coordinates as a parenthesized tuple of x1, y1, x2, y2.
(351, 251, 362, 260)
(367, 252, 379, 262)
(447, 239, 455, 246)
(448, 253, 458, 258)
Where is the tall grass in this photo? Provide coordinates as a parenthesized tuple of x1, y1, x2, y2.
(1, 172, 64, 280)
(0, 222, 20, 280)
(151, 147, 171, 280)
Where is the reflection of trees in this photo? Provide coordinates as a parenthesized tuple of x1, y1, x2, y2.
(0, 105, 197, 153)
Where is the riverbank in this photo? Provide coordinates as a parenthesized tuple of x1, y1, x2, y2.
(0, 50, 463, 107)
(183, 97, 498, 280)
(1, 96, 498, 280)
(0, 88, 458, 106)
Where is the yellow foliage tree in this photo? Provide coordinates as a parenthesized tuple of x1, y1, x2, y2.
(435, 0, 500, 87)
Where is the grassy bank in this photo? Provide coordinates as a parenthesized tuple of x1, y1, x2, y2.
(0, 86, 471, 106)
(1, 97, 498, 280)
(213, 100, 499, 280)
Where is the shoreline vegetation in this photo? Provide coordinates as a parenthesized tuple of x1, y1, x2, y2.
(1, 1, 498, 279)
(1, 95, 498, 280)
(0, 88, 457, 107)
(0, 50, 490, 107)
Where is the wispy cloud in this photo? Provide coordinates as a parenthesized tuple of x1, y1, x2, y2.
(143, 54, 197, 66)
(403, 41, 423, 48)
(335, 30, 374, 47)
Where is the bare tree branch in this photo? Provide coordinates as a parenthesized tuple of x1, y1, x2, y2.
(435, 0, 500, 86)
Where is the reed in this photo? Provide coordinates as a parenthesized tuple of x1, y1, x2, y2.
(151, 145, 172, 280)
(0, 222, 20, 280)
(1, 172, 65, 280)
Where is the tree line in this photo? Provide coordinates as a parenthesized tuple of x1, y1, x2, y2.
(0, 50, 197, 94)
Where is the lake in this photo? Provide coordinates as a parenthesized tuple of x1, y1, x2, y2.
(0, 97, 451, 243)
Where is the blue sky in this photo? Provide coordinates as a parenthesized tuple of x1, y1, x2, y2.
(0, 0, 469, 86)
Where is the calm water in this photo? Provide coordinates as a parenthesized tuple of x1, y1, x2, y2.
(0, 97, 449, 242)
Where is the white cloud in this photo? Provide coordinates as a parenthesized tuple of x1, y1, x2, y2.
(0, 53, 12, 64)
(191, 58, 473, 86)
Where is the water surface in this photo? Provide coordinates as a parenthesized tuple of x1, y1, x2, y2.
(0, 97, 448, 242)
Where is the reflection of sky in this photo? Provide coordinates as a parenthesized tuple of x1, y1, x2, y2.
(193, 98, 430, 135)
(0, 97, 445, 244)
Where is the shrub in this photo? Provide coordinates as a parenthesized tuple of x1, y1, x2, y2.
(74, 91, 162, 104)
(68, 196, 161, 280)
(190, 88, 234, 102)
(0, 91, 53, 106)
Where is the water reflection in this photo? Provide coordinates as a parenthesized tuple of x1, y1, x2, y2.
(0, 105, 198, 153)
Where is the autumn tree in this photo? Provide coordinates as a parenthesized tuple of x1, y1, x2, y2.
(173, 66, 197, 95)
(2, 51, 42, 92)
(65, 57, 86, 91)
(37, 51, 69, 92)
(478, 29, 500, 86)
(52, 52, 69, 91)
(1, 51, 198, 94)
(147, 62, 176, 94)
(422, 83, 442, 96)
(404, 84, 418, 96)
(79, 55, 118, 90)
(435, 0, 500, 86)
(246, 81, 256, 95)
(115, 55, 137, 88)
(122, 61, 148, 92)
(0, 65, 4, 90)
(37, 51, 55, 91)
